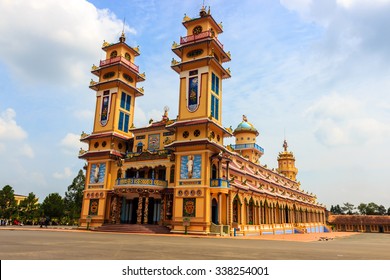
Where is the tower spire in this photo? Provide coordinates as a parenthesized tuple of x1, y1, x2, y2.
(119, 17, 126, 42)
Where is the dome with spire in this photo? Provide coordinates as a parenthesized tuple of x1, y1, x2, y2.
(233, 115, 259, 136)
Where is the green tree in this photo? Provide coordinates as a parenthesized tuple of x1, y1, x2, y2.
(366, 202, 379, 215)
(330, 204, 343, 214)
(357, 203, 367, 215)
(341, 202, 355, 215)
(41, 193, 64, 220)
(0, 185, 17, 219)
(377, 205, 386, 215)
(64, 169, 85, 224)
(18, 192, 40, 224)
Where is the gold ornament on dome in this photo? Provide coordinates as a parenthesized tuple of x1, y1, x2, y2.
(171, 58, 179, 65)
(133, 45, 140, 53)
(183, 13, 191, 22)
(172, 41, 178, 48)
(91, 64, 98, 71)
(80, 131, 89, 138)
(102, 40, 110, 47)
(90, 79, 97, 86)
(137, 87, 144, 93)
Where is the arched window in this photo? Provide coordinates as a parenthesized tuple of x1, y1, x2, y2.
(110, 51, 117, 58)
(136, 142, 143, 153)
(233, 197, 239, 223)
(211, 164, 217, 179)
(125, 52, 131, 61)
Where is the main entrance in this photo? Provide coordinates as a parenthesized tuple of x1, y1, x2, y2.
(120, 196, 162, 225)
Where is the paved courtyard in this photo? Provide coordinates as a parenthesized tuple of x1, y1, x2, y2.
(0, 227, 389, 260)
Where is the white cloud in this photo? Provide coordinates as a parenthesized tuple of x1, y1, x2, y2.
(53, 167, 73, 179)
(0, 108, 27, 140)
(0, 108, 34, 158)
(305, 94, 390, 146)
(336, 0, 390, 9)
(0, 0, 136, 88)
(60, 132, 87, 154)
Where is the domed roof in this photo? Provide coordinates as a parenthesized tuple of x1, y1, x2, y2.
(233, 115, 259, 136)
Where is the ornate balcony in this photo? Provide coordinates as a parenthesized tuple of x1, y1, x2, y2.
(230, 143, 264, 154)
(180, 30, 223, 49)
(116, 177, 168, 188)
(210, 178, 230, 188)
(99, 56, 139, 73)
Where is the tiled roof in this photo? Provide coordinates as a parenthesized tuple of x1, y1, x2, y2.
(328, 215, 390, 225)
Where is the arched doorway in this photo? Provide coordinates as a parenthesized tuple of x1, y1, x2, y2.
(211, 164, 217, 179)
(233, 196, 240, 223)
(212, 198, 218, 224)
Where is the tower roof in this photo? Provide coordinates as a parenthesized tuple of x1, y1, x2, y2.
(233, 115, 259, 136)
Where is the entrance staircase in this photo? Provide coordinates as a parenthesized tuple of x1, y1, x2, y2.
(93, 224, 171, 234)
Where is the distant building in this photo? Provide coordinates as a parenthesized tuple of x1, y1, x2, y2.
(78, 6, 326, 235)
(14, 194, 27, 206)
(328, 215, 390, 233)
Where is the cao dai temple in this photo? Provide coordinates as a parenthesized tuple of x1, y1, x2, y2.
(78, 7, 327, 235)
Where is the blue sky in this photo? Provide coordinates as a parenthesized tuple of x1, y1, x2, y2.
(0, 0, 389, 209)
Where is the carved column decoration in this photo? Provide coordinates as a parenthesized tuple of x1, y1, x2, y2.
(143, 195, 149, 224)
(137, 195, 143, 224)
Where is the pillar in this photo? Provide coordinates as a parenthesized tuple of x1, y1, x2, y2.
(218, 193, 222, 225)
(137, 195, 143, 224)
(143, 196, 149, 224)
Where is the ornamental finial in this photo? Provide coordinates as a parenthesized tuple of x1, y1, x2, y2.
(283, 139, 288, 152)
(242, 115, 247, 122)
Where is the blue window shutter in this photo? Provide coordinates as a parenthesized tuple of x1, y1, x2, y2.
(120, 92, 126, 109)
(211, 73, 214, 92)
(124, 114, 129, 133)
(216, 76, 219, 95)
(211, 95, 215, 118)
(125, 95, 131, 111)
(215, 98, 219, 120)
(118, 111, 124, 131)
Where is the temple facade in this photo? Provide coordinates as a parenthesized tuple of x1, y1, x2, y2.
(78, 7, 326, 235)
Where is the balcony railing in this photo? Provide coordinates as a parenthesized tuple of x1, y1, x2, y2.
(100, 56, 139, 72)
(230, 143, 265, 154)
(116, 177, 168, 187)
(210, 178, 230, 188)
(180, 30, 223, 49)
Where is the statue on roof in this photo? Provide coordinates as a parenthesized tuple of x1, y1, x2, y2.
(283, 140, 288, 152)
(242, 115, 248, 122)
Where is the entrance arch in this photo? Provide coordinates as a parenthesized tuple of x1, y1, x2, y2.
(212, 198, 218, 224)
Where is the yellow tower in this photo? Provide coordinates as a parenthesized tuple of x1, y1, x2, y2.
(166, 6, 232, 233)
(78, 32, 145, 227)
(277, 140, 298, 181)
(232, 115, 264, 163)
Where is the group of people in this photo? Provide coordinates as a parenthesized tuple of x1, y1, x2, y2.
(39, 217, 50, 228)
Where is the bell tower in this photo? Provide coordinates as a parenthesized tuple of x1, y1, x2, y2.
(167, 6, 233, 233)
(232, 115, 264, 163)
(277, 140, 298, 181)
(78, 32, 145, 227)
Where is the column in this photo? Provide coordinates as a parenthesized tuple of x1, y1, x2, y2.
(153, 200, 158, 224)
(143, 196, 149, 224)
(226, 194, 230, 225)
(241, 200, 245, 224)
(156, 200, 161, 224)
(218, 193, 222, 225)
(137, 196, 143, 224)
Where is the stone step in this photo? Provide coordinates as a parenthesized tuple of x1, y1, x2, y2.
(93, 224, 171, 234)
